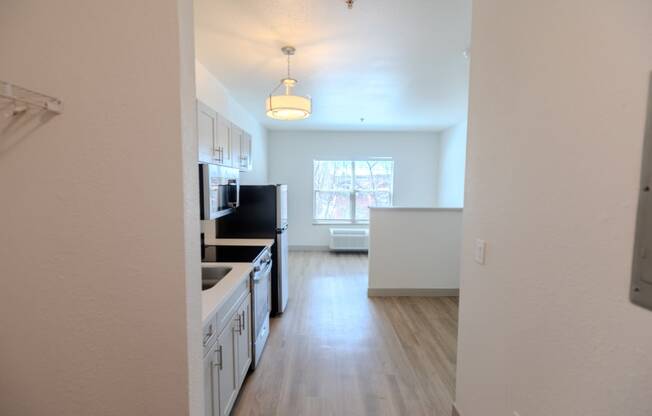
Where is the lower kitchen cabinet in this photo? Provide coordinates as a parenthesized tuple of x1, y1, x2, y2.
(235, 295, 252, 385)
(204, 293, 252, 416)
(216, 321, 238, 416)
(203, 349, 218, 416)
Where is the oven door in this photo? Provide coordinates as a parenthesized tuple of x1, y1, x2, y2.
(252, 258, 272, 338)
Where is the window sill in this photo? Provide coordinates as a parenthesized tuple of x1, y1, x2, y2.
(312, 220, 370, 225)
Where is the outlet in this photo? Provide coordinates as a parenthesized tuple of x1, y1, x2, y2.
(474, 239, 486, 265)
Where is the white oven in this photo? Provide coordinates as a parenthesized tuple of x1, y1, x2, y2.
(250, 247, 272, 368)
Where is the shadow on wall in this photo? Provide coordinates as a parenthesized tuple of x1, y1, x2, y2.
(0, 104, 57, 158)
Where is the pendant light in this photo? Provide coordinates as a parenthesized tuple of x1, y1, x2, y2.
(266, 46, 312, 121)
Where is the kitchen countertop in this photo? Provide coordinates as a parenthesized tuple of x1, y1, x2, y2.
(201, 262, 253, 323)
(203, 237, 275, 247)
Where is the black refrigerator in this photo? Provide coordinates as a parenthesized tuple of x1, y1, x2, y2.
(216, 185, 289, 315)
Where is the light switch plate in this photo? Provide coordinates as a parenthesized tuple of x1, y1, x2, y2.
(474, 239, 486, 265)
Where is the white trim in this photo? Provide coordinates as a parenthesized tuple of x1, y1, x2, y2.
(369, 207, 463, 211)
(367, 288, 460, 297)
(312, 220, 370, 225)
(289, 245, 330, 252)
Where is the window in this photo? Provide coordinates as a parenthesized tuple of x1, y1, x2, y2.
(313, 160, 394, 223)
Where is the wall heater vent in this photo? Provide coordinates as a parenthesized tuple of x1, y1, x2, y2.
(329, 228, 369, 252)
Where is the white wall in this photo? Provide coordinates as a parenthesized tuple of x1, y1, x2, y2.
(267, 130, 441, 247)
(437, 121, 467, 207)
(456, 1, 652, 416)
(368, 208, 462, 291)
(195, 61, 268, 184)
(0, 1, 201, 415)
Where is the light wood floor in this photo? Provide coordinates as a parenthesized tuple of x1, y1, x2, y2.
(232, 251, 458, 416)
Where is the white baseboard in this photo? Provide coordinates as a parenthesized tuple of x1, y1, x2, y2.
(289, 245, 330, 252)
(367, 288, 460, 297)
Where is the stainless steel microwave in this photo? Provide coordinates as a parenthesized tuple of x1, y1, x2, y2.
(199, 164, 240, 220)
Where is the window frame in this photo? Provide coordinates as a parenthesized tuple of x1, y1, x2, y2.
(312, 159, 394, 224)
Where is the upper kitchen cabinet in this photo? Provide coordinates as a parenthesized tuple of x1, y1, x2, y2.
(239, 132, 252, 172)
(215, 114, 233, 167)
(197, 101, 218, 164)
(197, 100, 253, 171)
(230, 124, 242, 170)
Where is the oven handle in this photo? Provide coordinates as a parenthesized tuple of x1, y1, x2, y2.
(252, 260, 272, 282)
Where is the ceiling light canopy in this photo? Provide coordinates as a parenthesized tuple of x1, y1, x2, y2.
(266, 46, 311, 121)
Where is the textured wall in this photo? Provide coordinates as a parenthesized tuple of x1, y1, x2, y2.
(456, 1, 652, 415)
(0, 1, 201, 415)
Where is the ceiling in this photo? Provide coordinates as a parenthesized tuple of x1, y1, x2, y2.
(194, 0, 471, 131)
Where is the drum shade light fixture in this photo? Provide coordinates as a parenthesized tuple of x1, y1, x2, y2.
(266, 46, 311, 121)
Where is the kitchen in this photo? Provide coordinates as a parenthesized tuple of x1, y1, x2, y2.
(196, 104, 288, 415)
(4, 1, 651, 416)
(1, 0, 469, 414)
(192, 0, 470, 412)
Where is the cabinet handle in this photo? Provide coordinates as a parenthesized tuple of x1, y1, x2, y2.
(202, 325, 213, 345)
(234, 315, 242, 335)
(213, 346, 223, 370)
(240, 311, 245, 332)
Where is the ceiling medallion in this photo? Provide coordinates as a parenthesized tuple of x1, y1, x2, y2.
(265, 46, 312, 121)
(345, 0, 355, 9)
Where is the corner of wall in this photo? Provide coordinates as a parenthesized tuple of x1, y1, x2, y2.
(435, 129, 445, 207)
(436, 120, 468, 208)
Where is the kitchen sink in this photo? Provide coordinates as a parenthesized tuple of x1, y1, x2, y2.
(202, 266, 232, 291)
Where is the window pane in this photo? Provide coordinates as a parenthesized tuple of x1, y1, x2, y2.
(355, 191, 392, 221)
(354, 161, 394, 192)
(314, 191, 352, 221)
(313, 159, 393, 222)
(313, 161, 353, 191)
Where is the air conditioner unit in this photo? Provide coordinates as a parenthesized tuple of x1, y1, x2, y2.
(329, 228, 369, 252)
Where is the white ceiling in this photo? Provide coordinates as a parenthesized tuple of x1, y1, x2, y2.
(194, 0, 471, 131)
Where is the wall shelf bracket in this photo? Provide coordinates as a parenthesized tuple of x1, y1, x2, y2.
(1, 80, 63, 115)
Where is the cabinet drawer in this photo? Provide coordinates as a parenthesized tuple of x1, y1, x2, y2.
(215, 276, 250, 336)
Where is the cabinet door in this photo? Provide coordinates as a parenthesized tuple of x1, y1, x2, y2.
(241, 132, 253, 171)
(197, 101, 217, 164)
(203, 347, 219, 416)
(216, 319, 238, 416)
(231, 124, 242, 170)
(215, 115, 232, 166)
(235, 294, 252, 385)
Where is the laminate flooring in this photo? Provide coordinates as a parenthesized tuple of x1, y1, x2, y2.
(232, 251, 458, 416)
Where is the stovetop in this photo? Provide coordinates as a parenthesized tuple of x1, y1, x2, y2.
(201, 244, 267, 263)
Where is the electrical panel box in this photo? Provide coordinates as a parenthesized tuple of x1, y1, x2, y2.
(631, 74, 652, 311)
